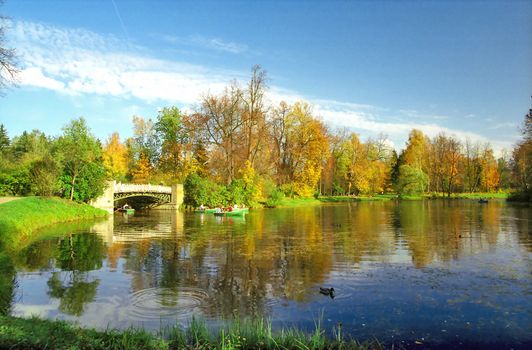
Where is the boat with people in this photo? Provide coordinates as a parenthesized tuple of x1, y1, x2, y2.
(194, 208, 217, 214)
(213, 207, 249, 217)
(117, 204, 135, 214)
(478, 198, 489, 204)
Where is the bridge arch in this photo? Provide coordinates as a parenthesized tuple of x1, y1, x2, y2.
(90, 181, 183, 212)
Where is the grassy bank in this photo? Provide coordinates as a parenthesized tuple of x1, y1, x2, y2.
(276, 197, 322, 207)
(0, 316, 381, 350)
(0, 197, 108, 250)
(319, 195, 396, 202)
(271, 192, 509, 207)
(425, 192, 509, 199)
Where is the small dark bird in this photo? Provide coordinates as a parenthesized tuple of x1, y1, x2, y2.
(319, 287, 335, 299)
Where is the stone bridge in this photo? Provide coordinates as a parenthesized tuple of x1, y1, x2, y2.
(91, 181, 183, 212)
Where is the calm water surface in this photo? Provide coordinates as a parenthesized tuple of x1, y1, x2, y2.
(9, 201, 532, 348)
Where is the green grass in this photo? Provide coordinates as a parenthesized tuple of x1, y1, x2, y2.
(271, 192, 508, 207)
(425, 192, 510, 199)
(318, 195, 396, 202)
(0, 315, 382, 350)
(0, 197, 108, 250)
(276, 197, 322, 207)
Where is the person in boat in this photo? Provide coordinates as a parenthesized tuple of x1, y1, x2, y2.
(233, 203, 239, 210)
(227, 205, 233, 212)
(123, 203, 130, 210)
(199, 204, 205, 211)
(215, 207, 222, 213)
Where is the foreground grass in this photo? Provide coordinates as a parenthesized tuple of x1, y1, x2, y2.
(0, 197, 108, 250)
(0, 316, 382, 350)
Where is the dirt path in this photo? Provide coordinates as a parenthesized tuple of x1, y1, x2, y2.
(0, 197, 21, 204)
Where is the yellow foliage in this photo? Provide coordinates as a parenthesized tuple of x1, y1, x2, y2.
(131, 154, 152, 184)
(102, 132, 128, 180)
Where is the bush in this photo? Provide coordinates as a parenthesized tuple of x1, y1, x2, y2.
(184, 173, 227, 208)
(395, 165, 428, 196)
(265, 187, 284, 208)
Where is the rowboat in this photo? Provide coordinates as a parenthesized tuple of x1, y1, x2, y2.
(478, 199, 488, 204)
(213, 208, 249, 217)
(117, 208, 135, 214)
(195, 208, 217, 213)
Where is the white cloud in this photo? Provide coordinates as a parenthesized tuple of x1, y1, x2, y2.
(12, 21, 234, 104)
(9, 20, 515, 155)
(162, 34, 248, 54)
(19, 67, 65, 91)
(190, 35, 248, 54)
(487, 122, 518, 130)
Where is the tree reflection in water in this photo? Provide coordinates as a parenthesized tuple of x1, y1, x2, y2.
(46, 232, 105, 316)
(8, 201, 531, 345)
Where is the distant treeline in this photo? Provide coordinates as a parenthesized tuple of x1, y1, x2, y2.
(0, 66, 530, 204)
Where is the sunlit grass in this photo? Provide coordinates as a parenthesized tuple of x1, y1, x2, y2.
(0, 315, 383, 349)
(425, 192, 510, 199)
(277, 197, 322, 207)
(0, 197, 108, 250)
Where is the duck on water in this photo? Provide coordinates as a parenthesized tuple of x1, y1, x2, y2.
(320, 287, 335, 299)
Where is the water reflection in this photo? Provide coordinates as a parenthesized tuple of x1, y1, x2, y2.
(9, 201, 532, 346)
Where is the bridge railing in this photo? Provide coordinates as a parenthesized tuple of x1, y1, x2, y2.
(114, 183, 172, 194)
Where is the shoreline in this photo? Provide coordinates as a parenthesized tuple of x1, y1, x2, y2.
(0, 315, 528, 350)
(271, 192, 511, 207)
(0, 197, 108, 250)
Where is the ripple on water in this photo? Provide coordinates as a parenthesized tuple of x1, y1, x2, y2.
(127, 287, 208, 321)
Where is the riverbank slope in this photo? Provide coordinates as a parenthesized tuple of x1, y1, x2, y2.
(0, 197, 108, 250)
(0, 315, 380, 350)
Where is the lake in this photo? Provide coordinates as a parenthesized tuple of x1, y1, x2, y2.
(7, 200, 532, 348)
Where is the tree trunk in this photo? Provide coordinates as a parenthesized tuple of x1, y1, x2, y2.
(69, 174, 77, 201)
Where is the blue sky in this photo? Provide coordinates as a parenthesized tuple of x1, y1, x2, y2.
(1, 0, 530, 154)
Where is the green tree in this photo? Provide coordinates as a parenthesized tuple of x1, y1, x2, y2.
(46, 232, 105, 316)
(0, 124, 8, 153)
(56, 118, 106, 201)
(47, 272, 99, 316)
(183, 172, 226, 208)
(395, 164, 428, 196)
(155, 106, 191, 182)
(29, 154, 61, 196)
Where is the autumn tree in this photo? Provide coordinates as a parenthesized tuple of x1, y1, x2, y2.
(395, 129, 429, 194)
(128, 115, 159, 183)
(270, 101, 292, 184)
(511, 107, 532, 200)
(102, 132, 128, 181)
(462, 139, 482, 193)
(132, 115, 159, 166)
(343, 133, 370, 195)
(479, 146, 500, 192)
(431, 134, 462, 197)
(241, 65, 268, 166)
(281, 102, 329, 197)
(497, 152, 512, 190)
(198, 84, 244, 183)
(402, 129, 429, 171)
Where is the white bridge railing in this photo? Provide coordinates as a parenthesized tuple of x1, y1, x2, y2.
(114, 183, 172, 194)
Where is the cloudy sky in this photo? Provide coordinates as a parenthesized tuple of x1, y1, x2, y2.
(1, 0, 530, 154)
